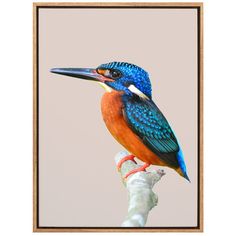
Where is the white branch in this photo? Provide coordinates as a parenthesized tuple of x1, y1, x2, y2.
(115, 151, 165, 227)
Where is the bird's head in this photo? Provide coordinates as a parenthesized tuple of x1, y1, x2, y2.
(51, 62, 152, 99)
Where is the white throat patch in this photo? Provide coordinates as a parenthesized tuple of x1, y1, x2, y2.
(98, 82, 113, 92)
(128, 84, 150, 100)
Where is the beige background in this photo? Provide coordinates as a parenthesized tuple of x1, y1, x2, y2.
(39, 8, 198, 227)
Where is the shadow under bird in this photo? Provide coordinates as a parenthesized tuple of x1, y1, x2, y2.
(51, 62, 190, 181)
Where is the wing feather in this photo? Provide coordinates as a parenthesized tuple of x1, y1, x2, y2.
(122, 94, 180, 168)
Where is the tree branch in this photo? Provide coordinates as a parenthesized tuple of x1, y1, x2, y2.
(114, 151, 165, 227)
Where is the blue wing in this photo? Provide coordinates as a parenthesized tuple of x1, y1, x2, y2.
(122, 94, 180, 168)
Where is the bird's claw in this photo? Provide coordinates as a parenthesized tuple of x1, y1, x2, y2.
(116, 154, 136, 171)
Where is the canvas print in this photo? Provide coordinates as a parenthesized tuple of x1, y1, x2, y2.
(33, 2, 203, 232)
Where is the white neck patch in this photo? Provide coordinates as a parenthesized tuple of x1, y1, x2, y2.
(128, 84, 150, 100)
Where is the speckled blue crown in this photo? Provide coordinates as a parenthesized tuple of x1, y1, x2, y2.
(97, 62, 152, 98)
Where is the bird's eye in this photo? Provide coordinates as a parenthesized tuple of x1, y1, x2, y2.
(110, 70, 122, 79)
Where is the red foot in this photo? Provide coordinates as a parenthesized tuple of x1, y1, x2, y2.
(124, 163, 150, 179)
(117, 154, 136, 170)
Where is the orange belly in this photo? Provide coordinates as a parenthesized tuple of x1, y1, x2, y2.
(101, 91, 166, 166)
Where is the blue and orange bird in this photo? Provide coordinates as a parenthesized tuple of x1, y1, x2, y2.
(51, 62, 190, 181)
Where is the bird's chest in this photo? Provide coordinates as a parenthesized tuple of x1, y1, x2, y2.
(101, 91, 126, 141)
(100, 91, 164, 165)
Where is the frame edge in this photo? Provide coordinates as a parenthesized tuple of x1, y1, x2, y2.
(33, 2, 203, 7)
(32, 2, 204, 232)
(199, 2, 204, 233)
(33, 2, 38, 232)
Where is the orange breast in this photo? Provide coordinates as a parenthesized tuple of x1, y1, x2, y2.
(101, 91, 166, 166)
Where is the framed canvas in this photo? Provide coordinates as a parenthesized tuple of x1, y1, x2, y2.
(33, 2, 203, 232)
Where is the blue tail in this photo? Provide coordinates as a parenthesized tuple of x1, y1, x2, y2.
(177, 148, 190, 182)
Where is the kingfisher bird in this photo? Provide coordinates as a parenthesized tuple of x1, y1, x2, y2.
(51, 62, 190, 181)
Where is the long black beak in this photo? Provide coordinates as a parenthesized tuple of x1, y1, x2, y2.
(50, 68, 113, 83)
